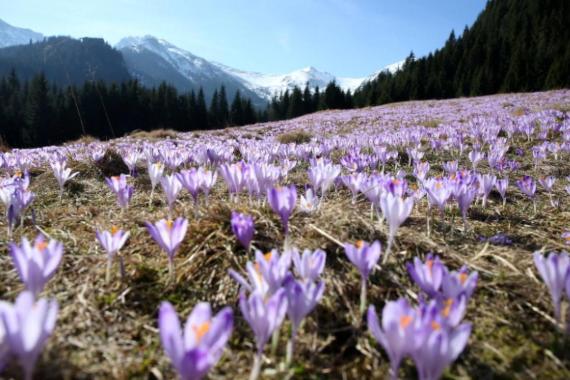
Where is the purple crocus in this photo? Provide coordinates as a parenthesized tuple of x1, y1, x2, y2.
(292, 248, 326, 282)
(254, 249, 292, 295)
(517, 175, 537, 213)
(441, 266, 478, 301)
(177, 169, 202, 205)
(284, 277, 325, 364)
(158, 301, 233, 380)
(145, 218, 188, 282)
(411, 320, 472, 380)
(230, 211, 254, 250)
(367, 299, 423, 379)
(9, 235, 64, 297)
(453, 182, 477, 231)
(344, 240, 382, 314)
(407, 254, 446, 298)
(495, 178, 509, 206)
(379, 193, 414, 262)
(105, 174, 133, 210)
(533, 251, 570, 320)
(96, 226, 130, 283)
(0, 291, 58, 380)
(160, 174, 182, 217)
(147, 162, 164, 206)
(239, 289, 288, 380)
(50, 160, 78, 201)
(477, 173, 496, 208)
(267, 185, 297, 236)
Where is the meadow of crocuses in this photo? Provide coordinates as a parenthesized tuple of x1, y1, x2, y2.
(1, 90, 570, 379)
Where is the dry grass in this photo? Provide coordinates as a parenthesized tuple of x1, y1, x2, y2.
(1, 118, 570, 379)
(276, 130, 313, 144)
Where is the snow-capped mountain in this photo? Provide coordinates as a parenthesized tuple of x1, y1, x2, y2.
(116, 35, 268, 106)
(117, 35, 402, 103)
(0, 18, 43, 48)
(213, 64, 367, 99)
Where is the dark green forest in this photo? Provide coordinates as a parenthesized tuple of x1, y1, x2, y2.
(0, 0, 568, 148)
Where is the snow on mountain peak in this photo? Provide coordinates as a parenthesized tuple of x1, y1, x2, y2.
(0, 18, 43, 48)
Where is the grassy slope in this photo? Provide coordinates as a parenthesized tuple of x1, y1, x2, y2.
(1, 91, 570, 379)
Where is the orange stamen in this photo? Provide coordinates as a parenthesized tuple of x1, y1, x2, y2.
(442, 298, 453, 317)
(192, 321, 211, 343)
(35, 241, 48, 251)
(426, 259, 434, 272)
(166, 220, 174, 229)
(355, 240, 365, 249)
(431, 321, 441, 330)
(399, 315, 412, 329)
(459, 272, 468, 285)
(111, 225, 120, 235)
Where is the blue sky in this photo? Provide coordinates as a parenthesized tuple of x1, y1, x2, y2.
(3, 0, 487, 77)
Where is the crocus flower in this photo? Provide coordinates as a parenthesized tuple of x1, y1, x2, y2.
(116, 185, 134, 209)
(9, 235, 64, 297)
(0, 291, 58, 380)
(517, 175, 537, 213)
(299, 188, 319, 213)
(344, 240, 382, 314)
(453, 182, 477, 231)
(160, 174, 182, 217)
(96, 226, 130, 283)
(539, 176, 556, 192)
(411, 321, 472, 380)
(230, 211, 254, 250)
(158, 301, 233, 380)
(495, 178, 508, 206)
(441, 266, 478, 301)
(147, 161, 164, 206)
(239, 289, 288, 380)
(533, 251, 570, 320)
(477, 173, 496, 208)
(367, 299, 424, 379)
(105, 174, 128, 194)
(379, 193, 414, 262)
(284, 277, 325, 364)
(267, 185, 297, 236)
(177, 169, 201, 204)
(198, 168, 217, 202)
(424, 177, 451, 214)
(146, 218, 188, 282)
(292, 248, 326, 282)
(105, 174, 133, 209)
(407, 254, 446, 298)
(50, 160, 78, 200)
(254, 249, 292, 295)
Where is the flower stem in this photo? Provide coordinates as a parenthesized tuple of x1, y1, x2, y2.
(106, 259, 112, 284)
(359, 277, 367, 317)
(286, 328, 297, 367)
(249, 352, 263, 380)
(168, 258, 176, 284)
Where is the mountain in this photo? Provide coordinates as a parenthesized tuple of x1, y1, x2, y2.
(0, 18, 43, 48)
(214, 64, 366, 99)
(116, 36, 268, 107)
(117, 35, 401, 103)
(0, 36, 131, 85)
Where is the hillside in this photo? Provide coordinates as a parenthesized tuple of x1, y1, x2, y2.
(0, 90, 569, 379)
(0, 36, 131, 85)
(355, 0, 570, 105)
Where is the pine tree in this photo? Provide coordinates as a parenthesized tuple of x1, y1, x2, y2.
(230, 90, 244, 126)
(219, 85, 229, 126)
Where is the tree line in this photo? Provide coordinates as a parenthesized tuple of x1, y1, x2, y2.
(0, 70, 264, 147)
(353, 0, 570, 106)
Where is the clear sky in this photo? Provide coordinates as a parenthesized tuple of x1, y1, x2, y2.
(2, 0, 487, 77)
